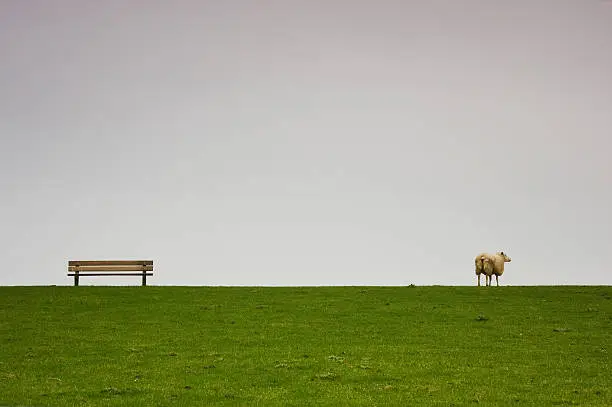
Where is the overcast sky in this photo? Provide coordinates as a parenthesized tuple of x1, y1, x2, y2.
(1, 0, 610, 286)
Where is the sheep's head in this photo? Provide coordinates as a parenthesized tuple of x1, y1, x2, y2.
(497, 251, 511, 262)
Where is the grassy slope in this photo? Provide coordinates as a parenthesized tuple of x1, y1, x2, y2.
(0, 286, 610, 406)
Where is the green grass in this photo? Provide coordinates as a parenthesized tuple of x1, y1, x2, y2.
(0, 286, 610, 406)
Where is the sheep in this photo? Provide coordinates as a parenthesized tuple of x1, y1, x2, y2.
(474, 251, 511, 286)
(474, 253, 492, 286)
(489, 251, 512, 286)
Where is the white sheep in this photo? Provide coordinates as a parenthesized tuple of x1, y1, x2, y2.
(474, 251, 511, 286)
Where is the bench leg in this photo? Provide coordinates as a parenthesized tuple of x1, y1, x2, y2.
(142, 273, 147, 286)
(74, 272, 79, 286)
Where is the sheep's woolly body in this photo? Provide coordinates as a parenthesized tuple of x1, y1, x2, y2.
(483, 257, 495, 277)
(489, 253, 507, 276)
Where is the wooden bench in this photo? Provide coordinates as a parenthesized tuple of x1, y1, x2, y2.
(68, 260, 153, 286)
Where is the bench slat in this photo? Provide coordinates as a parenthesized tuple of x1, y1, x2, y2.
(68, 265, 153, 272)
(68, 273, 154, 277)
(69, 260, 153, 266)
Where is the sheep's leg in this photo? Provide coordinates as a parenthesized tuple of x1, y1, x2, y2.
(478, 274, 481, 286)
(496, 275, 499, 286)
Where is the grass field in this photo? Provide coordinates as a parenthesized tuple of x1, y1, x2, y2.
(0, 285, 610, 406)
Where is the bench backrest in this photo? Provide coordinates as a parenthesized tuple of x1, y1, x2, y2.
(68, 260, 153, 272)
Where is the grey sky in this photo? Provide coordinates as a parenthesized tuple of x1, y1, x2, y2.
(1, 1, 610, 286)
